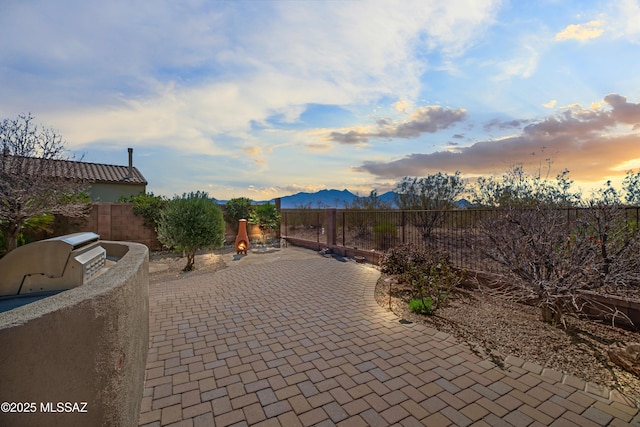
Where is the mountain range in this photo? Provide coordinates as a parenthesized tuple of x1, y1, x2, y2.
(219, 189, 472, 209)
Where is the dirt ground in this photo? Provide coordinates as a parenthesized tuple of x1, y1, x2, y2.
(374, 274, 640, 407)
(148, 248, 229, 283)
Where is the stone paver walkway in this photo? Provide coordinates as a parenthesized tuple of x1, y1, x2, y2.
(139, 246, 640, 426)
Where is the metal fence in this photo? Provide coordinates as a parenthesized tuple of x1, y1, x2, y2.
(281, 207, 640, 274)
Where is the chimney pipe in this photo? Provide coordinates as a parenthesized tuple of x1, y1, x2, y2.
(128, 148, 133, 178)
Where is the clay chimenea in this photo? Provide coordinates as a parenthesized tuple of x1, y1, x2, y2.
(235, 219, 250, 255)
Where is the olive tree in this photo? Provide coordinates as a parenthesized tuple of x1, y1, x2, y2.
(157, 191, 225, 271)
(1, 113, 90, 253)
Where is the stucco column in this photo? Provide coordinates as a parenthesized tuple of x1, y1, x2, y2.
(326, 208, 336, 247)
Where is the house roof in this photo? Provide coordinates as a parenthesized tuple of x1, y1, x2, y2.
(1, 155, 148, 185)
(67, 159, 147, 185)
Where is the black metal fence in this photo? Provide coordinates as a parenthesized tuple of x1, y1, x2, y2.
(281, 207, 640, 274)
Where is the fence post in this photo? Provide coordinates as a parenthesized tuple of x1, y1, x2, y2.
(326, 208, 337, 247)
(316, 212, 321, 249)
(342, 211, 346, 246)
(275, 198, 281, 240)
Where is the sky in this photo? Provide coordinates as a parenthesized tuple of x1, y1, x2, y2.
(1, 0, 640, 200)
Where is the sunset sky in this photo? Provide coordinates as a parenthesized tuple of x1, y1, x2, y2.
(2, 0, 640, 200)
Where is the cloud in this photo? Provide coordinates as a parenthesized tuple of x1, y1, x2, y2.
(247, 183, 328, 199)
(1, 0, 500, 157)
(493, 34, 544, 80)
(483, 118, 532, 132)
(609, 0, 640, 43)
(544, 100, 557, 109)
(329, 130, 372, 145)
(328, 106, 467, 144)
(393, 99, 411, 113)
(355, 94, 640, 181)
(555, 20, 604, 42)
(603, 93, 640, 125)
(241, 146, 266, 165)
(304, 143, 333, 151)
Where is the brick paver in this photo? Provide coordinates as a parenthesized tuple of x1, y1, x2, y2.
(139, 246, 640, 426)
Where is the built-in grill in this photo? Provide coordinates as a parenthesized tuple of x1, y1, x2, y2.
(0, 232, 107, 302)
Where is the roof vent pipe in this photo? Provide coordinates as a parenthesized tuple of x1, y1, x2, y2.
(128, 148, 133, 178)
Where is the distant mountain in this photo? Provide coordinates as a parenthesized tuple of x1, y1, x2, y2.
(218, 190, 474, 209)
(455, 198, 473, 208)
(278, 189, 358, 208)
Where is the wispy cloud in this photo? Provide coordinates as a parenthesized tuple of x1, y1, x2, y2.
(555, 20, 604, 42)
(483, 118, 532, 132)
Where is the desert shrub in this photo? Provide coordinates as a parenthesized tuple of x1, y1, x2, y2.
(477, 179, 640, 326)
(409, 297, 434, 315)
(380, 244, 464, 313)
(373, 220, 396, 251)
(379, 244, 414, 276)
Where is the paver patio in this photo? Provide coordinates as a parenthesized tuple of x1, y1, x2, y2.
(139, 246, 640, 426)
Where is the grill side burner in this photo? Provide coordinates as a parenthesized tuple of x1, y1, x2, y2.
(0, 232, 107, 297)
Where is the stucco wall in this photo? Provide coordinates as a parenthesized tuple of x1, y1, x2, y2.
(0, 241, 149, 427)
(89, 182, 146, 202)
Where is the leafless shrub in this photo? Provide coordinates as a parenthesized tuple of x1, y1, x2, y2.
(477, 203, 640, 326)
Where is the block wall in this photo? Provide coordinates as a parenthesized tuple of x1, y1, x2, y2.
(58, 203, 271, 251)
(67, 203, 162, 251)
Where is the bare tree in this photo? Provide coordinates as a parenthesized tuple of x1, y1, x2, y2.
(1, 114, 90, 253)
(394, 171, 466, 239)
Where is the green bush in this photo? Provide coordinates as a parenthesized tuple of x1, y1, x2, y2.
(120, 192, 168, 230)
(380, 244, 464, 314)
(409, 297, 434, 315)
(373, 220, 396, 251)
(224, 197, 254, 233)
(249, 202, 280, 245)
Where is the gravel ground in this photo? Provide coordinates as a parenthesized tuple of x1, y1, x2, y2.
(148, 248, 228, 283)
(375, 274, 640, 407)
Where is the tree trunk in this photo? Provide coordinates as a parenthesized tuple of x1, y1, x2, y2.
(540, 303, 562, 325)
(4, 220, 22, 253)
(183, 251, 196, 272)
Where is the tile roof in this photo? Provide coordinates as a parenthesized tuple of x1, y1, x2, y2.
(2, 155, 147, 185)
(67, 159, 147, 184)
